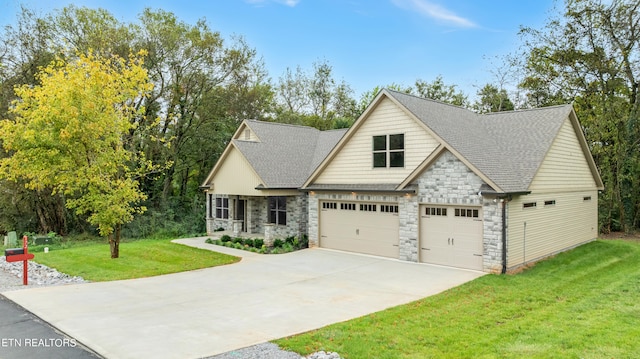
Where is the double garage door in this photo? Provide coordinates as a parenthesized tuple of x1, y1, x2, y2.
(319, 201, 400, 258)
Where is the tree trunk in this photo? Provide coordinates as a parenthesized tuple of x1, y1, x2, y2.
(109, 225, 121, 258)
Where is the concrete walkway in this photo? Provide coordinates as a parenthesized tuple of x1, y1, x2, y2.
(3, 238, 484, 359)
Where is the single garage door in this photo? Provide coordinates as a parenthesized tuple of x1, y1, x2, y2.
(420, 205, 483, 270)
(319, 201, 399, 258)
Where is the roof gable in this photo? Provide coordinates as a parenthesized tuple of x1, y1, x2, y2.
(202, 120, 346, 189)
(307, 89, 602, 194)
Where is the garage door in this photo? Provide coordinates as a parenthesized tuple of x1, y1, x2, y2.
(420, 205, 483, 270)
(319, 201, 399, 258)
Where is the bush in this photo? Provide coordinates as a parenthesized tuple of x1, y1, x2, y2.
(214, 227, 225, 232)
(254, 238, 264, 248)
(205, 238, 214, 244)
(243, 238, 255, 247)
(282, 243, 294, 253)
(232, 237, 243, 244)
(285, 236, 296, 245)
(220, 235, 232, 243)
(273, 238, 284, 248)
(233, 242, 244, 250)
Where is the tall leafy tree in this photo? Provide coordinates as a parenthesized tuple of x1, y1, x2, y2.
(519, 0, 640, 232)
(0, 52, 153, 257)
(474, 84, 515, 113)
(414, 75, 468, 107)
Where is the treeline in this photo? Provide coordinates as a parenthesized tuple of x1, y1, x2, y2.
(0, 0, 638, 237)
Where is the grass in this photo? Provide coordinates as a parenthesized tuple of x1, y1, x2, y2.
(31, 238, 240, 282)
(275, 239, 640, 358)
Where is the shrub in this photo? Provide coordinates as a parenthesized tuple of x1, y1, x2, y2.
(233, 242, 244, 250)
(243, 238, 255, 247)
(273, 238, 284, 248)
(214, 227, 225, 232)
(224, 241, 233, 248)
(254, 239, 264, 248)
(220, 235, 232, 243)
(205, 238, 214, 244)
(271, 247, 281, 254)
(232, 237, 244, 244)
(285, 236, 296, 245)
(282, 243, 294, 253)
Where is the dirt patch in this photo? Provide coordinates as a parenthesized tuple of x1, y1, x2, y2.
(599, 232, 640, 241)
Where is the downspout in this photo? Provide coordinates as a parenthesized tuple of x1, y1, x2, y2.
(501, 198, 507, 274)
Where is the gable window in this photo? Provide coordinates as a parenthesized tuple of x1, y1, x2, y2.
(523, 202, 537, 209)
(373, 134, 404, 168)
(269, 196, 287, 225)
(215, 197, 229, 219)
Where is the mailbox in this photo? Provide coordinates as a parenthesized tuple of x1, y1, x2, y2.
(5, 248, 25, 257)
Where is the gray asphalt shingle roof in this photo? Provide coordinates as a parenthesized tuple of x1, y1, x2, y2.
(387, 89, 573, 193)
(234, 120, 347, 189)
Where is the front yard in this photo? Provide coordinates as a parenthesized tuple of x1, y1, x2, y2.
(275, 239, 640, 358)
(31, 238, 239, 281)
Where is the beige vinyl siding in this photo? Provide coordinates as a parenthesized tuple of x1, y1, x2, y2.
(208, 146, 286, 196)
(314, 98, 439, 184)
(506, 190, 598, 268)
(529, 118, 597, 192)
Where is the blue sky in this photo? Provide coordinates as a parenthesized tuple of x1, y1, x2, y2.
(0, 0, 556, 99)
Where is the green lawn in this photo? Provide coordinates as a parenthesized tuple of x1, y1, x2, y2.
(275, 239, 640, 358)
(33, 238, 240, 281)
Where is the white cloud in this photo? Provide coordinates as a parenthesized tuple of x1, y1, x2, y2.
(391, 0, 476, 28)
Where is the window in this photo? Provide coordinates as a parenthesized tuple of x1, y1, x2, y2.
(215, 197, 229, 219)
(360, 203, 377, 212)
(244, 129, 251, 140)
(425, 207, 447, 216)
(583, 196, 592, 201)
(269, 196, 287, 225)
(322, 202, 337, 210)
(455, 208, 479, 218)
(341, 203, 356, 211)
(373, 134, 404, 168)
(381, 205, 399, 213)
(544, 200, 556, 206)
(523, 202, 537, 209)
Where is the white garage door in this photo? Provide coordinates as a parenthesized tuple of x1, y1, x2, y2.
(319, 201, 399, 258)
(420, 205, 483, 270)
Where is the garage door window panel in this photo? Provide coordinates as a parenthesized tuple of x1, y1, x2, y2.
(269, 196, 287, 225)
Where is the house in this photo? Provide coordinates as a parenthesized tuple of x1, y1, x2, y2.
(201, 120, 347, 241)
(203, 89, 603, 273)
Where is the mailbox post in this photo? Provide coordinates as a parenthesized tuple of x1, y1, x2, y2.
(4, 235, 34, 285)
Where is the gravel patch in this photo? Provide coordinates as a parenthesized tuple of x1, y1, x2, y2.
(207, 342, 341, 359)
(0, 256, 88, 292)
(0, 257, 342, 359)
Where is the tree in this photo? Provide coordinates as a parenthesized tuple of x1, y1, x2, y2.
(414, 75, 468, 107)
(474, 84, 515, 113)
(274, 59, 358, 129)
(0, 52, 153, 258)
(519, 0, 640, 232)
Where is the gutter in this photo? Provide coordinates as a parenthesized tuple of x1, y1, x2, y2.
(501, 198, 507, 274)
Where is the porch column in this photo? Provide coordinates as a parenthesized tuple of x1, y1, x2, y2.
(263, 223, 275, 247)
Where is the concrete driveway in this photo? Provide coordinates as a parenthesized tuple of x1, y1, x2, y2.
(3, 238, 484, 359)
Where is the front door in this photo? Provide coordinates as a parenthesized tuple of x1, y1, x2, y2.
(235, 199, 246, 232)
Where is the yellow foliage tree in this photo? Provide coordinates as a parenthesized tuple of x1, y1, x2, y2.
(0, 51, 153, 258)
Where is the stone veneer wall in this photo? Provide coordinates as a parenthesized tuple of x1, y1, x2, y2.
(415, 151, 503, 272)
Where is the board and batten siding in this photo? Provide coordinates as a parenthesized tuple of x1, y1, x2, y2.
(528, 117, 596, 192)
(506, 190, 598, 268)
(314, 98, 439, 184)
